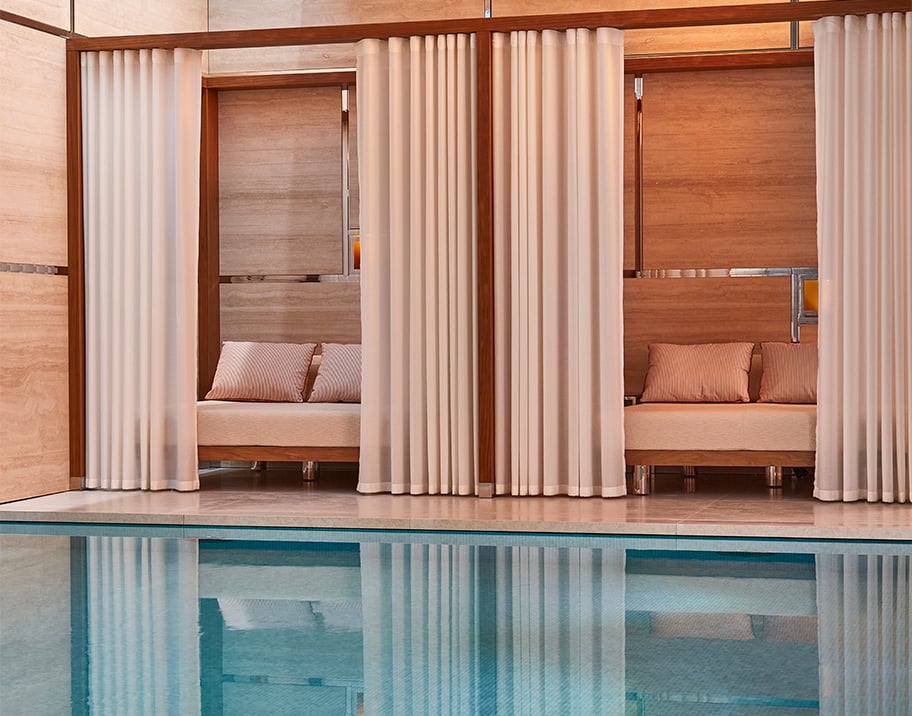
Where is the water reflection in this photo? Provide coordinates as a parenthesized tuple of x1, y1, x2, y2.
(1, 530, 909, 715)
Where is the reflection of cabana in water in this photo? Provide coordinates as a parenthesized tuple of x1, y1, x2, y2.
(79, 535, 911, 714)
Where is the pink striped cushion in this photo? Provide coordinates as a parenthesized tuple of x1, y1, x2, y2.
(640, 342, 754, 403)
(205, 341, 316, 402)
(308, 343, 361, 403)
(759, 342, 817, 403)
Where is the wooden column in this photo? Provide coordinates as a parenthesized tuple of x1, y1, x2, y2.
(198, 87, 221, 398)
(476, 30, 495, 497)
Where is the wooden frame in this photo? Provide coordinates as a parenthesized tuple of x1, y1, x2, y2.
(198, 446, 359, 462)
(66, 1, 908, 489)
(625, 450, 816, 467)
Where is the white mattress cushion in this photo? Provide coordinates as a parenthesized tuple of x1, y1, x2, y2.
(197, 401, 360, 447)
(624, 403, 816, 452)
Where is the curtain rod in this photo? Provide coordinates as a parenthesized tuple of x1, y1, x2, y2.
(67, 0, 906, 52)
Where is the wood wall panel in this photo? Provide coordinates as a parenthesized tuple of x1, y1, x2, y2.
(207, 0, 481, 73)
(623, 276, 795, 395)
(219, 87, 343, 276)
(0, 273, 69, 503)
(1, 0, 69, 29)
(641, 67, 816, 269)
(495, 0, 790, 54)
(0, 535, 72, 714)
(348, 86, 359, 230)
(624, 73, 636, 271)
(0, 23, 67, 266)
(74, 0, 207, 36)
(220, 283, 361, 344)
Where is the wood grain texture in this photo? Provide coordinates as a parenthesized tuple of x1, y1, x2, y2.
(220, 282, 362, 344)
(74, 0, 206, 36)
(198, 446, 359, 462)
(0, 23, 67, 266)
(203, 71, 356, 90)
(348, 85, 359, 230)
(641, 66, 816, 269)
(625, 449, 815, 466)
(0, 1, 69, 32)
(218, 87, 343, 276)
(623, 277, 795, 395)
(624, 73, 637, 271)
(0, 273, 70, 503)
(199, 88, 221, 399)
(207, 0, 479, 73)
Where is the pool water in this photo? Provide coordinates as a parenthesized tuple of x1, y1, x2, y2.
(1, 526, 909, 715)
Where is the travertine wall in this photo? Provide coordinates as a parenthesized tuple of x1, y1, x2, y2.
(0, 0, 207, 503)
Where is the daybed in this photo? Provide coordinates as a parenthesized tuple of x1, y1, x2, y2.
(624, 342, 817, 495)
(197, 344, 361, 479)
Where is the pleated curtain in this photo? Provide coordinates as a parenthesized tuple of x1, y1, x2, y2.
(86, 536, 201, 713)
(494, 545, 626, 714)
(813, 13, 912, 502)
(492, 29, 627, 496)
(816, 552, 911, 715)
(82, 49, 201, 491)
(360, 542, 482, 714)
(356, 36, 477, 495)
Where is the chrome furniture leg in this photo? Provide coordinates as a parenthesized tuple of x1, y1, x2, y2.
(683, 465, 696, 493)
(766, 466, 783, 488)
(302, 460, 319, 482)
(633, 465, 653, 495)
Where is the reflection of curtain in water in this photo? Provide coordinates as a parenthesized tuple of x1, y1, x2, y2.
(816, 553, 911, 715)
(87, 537, 200, 714)
(361, 543, 480, 714)
(495, 546, 625, 715)
(360, 542, 625, 715)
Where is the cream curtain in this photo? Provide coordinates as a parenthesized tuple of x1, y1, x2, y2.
(816, 552, 911, 715)
(82, 49, 201, 491)
(492, 29, 626, 496)
(813, 13, 911, 502)
(356, 36, 477, 495)
(360, 542, 481, 713)
(494, 545, 626, 714)
(86, 536, 201, 713)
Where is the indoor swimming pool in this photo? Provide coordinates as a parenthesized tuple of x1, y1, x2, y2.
(1, 524, 909, 715)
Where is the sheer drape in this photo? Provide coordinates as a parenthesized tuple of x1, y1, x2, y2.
(816, 553, 911, 715)
(494, 545, 626, 714)
(360, 542, 482, 714)
(356, 36, 477, 495)
(492, 29, 626, 496)
(82, 49, 201, 491)
(87, 536, 201, 713)
(813, 13, 911, 502)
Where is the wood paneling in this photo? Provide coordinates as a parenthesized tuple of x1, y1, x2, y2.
(0, 273, 69, 503)
(624, 73, 637, 271)
(625, 449, 815, 466)
(641, 66, 816, 269)
(74, 0, 206, 36)
(0, 1, 69, 32)
(220, 283, 361, 344)
(348, 86, 359, 230)
(623, 277, 794, 395)
(207, 0, 480, 73)
(199, 88, 221, 399)
(219, 87, 343, 276)
(0, 23, 67, 266)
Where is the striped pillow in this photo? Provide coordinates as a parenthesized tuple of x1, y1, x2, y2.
(759, 342, 817, 403)
(640, 342, 754, 403)
(308, 343, 361, 403)
(205, 341, 316, 402)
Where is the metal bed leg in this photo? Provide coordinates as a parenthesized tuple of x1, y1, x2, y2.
(633, 465, 653, 495)
(302, 461, 319, 482)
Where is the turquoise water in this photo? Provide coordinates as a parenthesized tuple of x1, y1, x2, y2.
(1, 525, 909, 715)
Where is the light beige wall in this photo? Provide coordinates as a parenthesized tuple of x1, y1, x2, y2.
(0, 21, 67, 266)
(74, 0, 207, 36)
(0, 534, 73, 716)
(0, 0, 69, 29)
(219, 87, 343, 276)
(0, 274, 69, 501)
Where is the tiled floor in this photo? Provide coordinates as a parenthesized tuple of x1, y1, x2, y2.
(2, 466, 909, 540)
